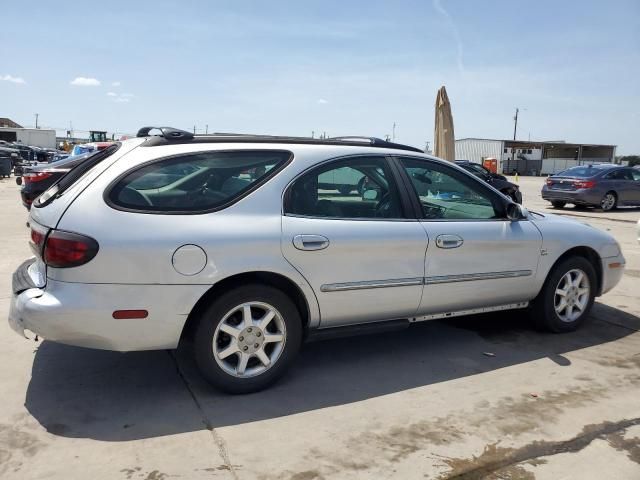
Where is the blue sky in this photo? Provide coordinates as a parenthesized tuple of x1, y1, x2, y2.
(1, 0, 639, 153)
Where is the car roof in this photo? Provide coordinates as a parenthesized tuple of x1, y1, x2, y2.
(135, 126, 425, 153)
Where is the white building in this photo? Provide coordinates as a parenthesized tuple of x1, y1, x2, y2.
(0, 127, 57, 149)
(455, 138, 617, 175)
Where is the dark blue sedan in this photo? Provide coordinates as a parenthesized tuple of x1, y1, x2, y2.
(541, 164, 640, 211)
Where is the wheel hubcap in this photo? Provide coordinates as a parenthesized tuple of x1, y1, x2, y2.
(601, 194, 614, 210)
(213, 302, 286, 378)
(554, 269, 590, 323)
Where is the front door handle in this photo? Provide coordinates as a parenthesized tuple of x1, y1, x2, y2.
(293, 234, 330, 251)
(435, 234, 463, 249)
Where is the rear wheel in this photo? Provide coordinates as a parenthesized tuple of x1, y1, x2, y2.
(551, 201, 566, 209)
(531, 257, 596, 333)
(193, 285, 302, 393)
(600, 192, 617, 211)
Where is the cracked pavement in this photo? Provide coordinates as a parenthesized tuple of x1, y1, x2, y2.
(0, 176, 639, 479)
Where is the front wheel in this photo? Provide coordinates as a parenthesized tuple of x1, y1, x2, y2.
(193, 285, 302, 394)
(530, 257, 596, 333)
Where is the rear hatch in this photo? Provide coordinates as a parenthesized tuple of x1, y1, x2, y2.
(21, 139, 144, 291)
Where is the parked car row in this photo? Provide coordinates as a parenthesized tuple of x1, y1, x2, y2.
(9, 127, 625, 394)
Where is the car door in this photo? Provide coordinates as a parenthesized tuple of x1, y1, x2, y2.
(281, 155, 428, 327)
(395, 156, 543, 315)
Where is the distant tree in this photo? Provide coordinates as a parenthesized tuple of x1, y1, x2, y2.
(620, 155, 640, 166)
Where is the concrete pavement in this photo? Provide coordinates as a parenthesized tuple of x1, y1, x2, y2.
(1, 175, 638, 479)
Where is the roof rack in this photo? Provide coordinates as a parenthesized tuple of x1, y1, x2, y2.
(136, 126, 194, 140)
(136, 126, 423, 153)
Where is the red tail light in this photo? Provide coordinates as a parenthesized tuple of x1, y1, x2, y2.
(29, 223, 49, 256)
(24, 172, 53, 184)
(44, 230, 99, 268)
(574, 180, 596, 189)
(546, 178, 553, 186)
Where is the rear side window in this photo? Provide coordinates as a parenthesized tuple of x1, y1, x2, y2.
(35, 144, 120, 208)
(107, 150, 291, 213)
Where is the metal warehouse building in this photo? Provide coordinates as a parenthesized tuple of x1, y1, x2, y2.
(455, 138, 616, 176)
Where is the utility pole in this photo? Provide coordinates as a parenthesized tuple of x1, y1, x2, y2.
(35, 113, 39, 129)
(205, 124, 208, 134)
(193, 125, 196, 134)
(511, 107, 519, 178)
(392, 122, 396, 142)
(311, 131, 315, 138)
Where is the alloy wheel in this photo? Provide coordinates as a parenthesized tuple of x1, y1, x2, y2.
(554, 269, 590, 323)
(601, 193, 616, 211)
(212, 301, 286, 378)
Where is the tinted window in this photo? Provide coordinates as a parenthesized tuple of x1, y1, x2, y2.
(400, 158, 501, 220)
(109, 150, 290, 213)
(285, 156, 404, 219)
(631, 169, 640, 181)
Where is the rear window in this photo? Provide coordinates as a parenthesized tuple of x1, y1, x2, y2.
(556, 166, 606, 178)
(106, 150, 291, 213)
(35, 144, 121, 208)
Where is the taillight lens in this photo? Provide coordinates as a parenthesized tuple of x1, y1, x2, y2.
(574, 180, 596, 189)
(29, 223, 49, 256)
(24, 172, 53, 184)
(546, 178, 553, 186)
(44, 230, 99, 268)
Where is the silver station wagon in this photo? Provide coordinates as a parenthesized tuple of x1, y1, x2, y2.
(10, 127, 625, 393)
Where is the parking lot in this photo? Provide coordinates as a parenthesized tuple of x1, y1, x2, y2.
(0, 174, 638, 479)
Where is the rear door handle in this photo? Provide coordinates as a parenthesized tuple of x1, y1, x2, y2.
(293, 234, 330, 251)
(435, 234, 463, 249)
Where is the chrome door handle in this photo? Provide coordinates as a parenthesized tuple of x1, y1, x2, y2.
(293, 234, 330, 251)
(435, 234, 463, 249)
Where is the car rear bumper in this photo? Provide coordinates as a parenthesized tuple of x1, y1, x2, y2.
(541, 187, 601, 205)
(8, 267, 209, 351)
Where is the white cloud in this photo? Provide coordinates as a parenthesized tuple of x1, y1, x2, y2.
(114, 97, 130, 103)
(111, 81, 121, 87)
(106, 92, 117, 97)
(1, 74, 26, 84)
(70, 76, 101, 86)
(317, 98, 328, 104)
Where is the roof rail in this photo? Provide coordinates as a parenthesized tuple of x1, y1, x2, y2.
(136, 126, 423, 153)
(136, 126, 194, 140)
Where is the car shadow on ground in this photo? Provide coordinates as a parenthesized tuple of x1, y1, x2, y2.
(24, 303, 639, 441)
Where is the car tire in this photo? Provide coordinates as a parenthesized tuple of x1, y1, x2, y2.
(193, 284, 303, 394)
(551, 201, 566, 209)
(530, 256, 596, 333)
(600, 191, 617, 212)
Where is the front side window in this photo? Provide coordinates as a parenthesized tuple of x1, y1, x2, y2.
(284, 156, 404, 219)
(399, 157, 501, 220)
(108, 150, 290, 213)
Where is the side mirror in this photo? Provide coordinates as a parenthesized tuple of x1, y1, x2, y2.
(506, 202, 526, 221)
(362, 189, 380, 201)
